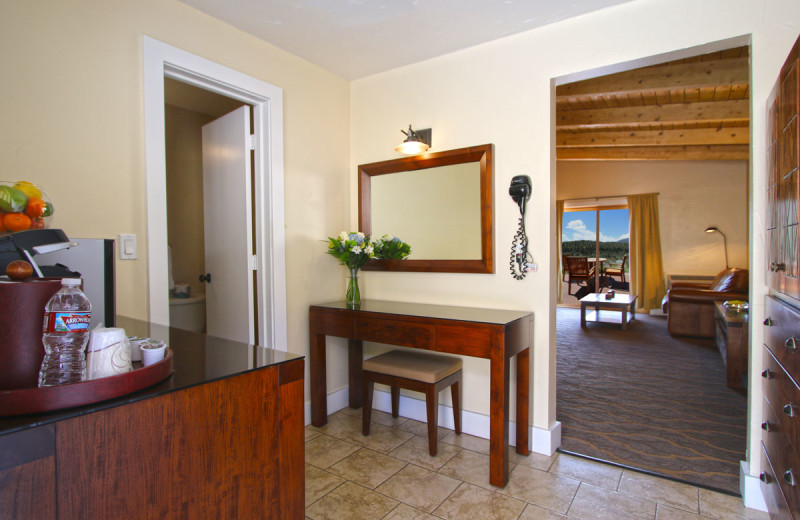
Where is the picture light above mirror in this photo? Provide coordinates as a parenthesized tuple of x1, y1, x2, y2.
(359, 144, 494, 273)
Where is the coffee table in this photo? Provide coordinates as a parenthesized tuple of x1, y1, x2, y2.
(580, 293, 638, 329)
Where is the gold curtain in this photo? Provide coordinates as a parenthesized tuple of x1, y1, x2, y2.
(628, 193, 666, 311)
(556, 200, 565, 303)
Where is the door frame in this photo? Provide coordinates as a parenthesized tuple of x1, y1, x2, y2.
(143, 36, 287, 350)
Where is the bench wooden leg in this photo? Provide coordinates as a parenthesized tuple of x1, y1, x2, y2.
(362, 376, 374, 436)
(425, 384, 439, 456)
(451, 372, 462, 435)
(391, 384, 400, 418)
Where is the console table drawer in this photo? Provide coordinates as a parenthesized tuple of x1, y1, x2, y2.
(354, 316, 433, 349)
(436, 323, 492, 358)
(765, 296, 800, 380)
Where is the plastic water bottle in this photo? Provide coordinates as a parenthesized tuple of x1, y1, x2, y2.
(38, 278, 92, 387)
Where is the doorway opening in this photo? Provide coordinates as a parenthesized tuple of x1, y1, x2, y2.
(552, 39, 751, 495)
(143, 37, 287, 349)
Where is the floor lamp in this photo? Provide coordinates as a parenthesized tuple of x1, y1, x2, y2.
(705, 226, 729, 269)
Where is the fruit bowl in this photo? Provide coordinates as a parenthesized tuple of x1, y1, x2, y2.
(0, 181, 54, 234)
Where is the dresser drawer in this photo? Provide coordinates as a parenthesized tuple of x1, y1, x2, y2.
(763, 346, 800, 447)
(765, 296, 800, 380)
(762, 443, 796, 520)
(354, 316, 434, 350)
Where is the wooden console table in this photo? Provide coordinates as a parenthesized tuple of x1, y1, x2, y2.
(309, 300, 533, 488)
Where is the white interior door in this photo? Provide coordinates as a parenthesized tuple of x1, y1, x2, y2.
(202, 106, 254, 343)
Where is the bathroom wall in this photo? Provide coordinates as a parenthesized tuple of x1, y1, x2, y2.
(165, 104, 211, 298)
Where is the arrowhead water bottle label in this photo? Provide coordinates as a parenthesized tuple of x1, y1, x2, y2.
(43, 311, 92, 333)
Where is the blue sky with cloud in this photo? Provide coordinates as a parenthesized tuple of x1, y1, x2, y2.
(562, 209, 629, 242)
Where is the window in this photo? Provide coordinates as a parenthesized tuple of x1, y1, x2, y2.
(562, 199, 629, 275)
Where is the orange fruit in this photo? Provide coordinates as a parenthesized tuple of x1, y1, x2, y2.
(25, 197, 47, 219)
(0, 214, 6, 233)
(4, 212, 31, 232)
(30, 218, 45, 229)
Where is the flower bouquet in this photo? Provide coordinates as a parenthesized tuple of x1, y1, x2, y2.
(326, 231, 411, 306)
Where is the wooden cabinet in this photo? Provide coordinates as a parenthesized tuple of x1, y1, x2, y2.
(767, 37, 800, 298)
(713, 302, 748, 389)
(764, 34, 800, 520)
(0, 344, 304, 519)
(762, 297, 800, 519)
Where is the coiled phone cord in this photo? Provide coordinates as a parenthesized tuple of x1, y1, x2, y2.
(509, 215, 531, 280)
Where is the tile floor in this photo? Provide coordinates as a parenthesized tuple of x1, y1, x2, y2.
(305, 408, 770, 520)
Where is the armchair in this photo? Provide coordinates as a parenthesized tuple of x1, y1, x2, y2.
(661, 268, 748, 338)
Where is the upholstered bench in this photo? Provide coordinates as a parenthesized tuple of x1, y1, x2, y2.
(362, 350, 462, 456)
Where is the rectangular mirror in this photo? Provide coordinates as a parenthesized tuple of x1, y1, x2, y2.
(359, 144, 494, 273)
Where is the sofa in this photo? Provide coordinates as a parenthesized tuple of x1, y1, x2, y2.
(661, 268, 748, 338)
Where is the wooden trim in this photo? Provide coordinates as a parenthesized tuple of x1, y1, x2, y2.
(557, 145, 749, 161)
(359, 144, 494, 274)
(556, 100, 749, 130)
(556, 57, 749, 99)
(557, 127, 750, 148)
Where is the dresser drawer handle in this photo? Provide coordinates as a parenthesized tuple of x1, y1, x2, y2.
(772, 262, 786, 272)
(784, 469, 796, 487)
(764, 317, 773, 326)
(762, 369, 774, 379)
(787, 338, 799, 350)
(784, 404, 796, 417)
(760, 472, 772, 483)
(762, 421, 773, 432)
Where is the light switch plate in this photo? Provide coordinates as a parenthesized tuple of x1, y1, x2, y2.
(119, 234, 137, 260)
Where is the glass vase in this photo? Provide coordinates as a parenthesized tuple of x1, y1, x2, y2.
(346, 267, 361, 309)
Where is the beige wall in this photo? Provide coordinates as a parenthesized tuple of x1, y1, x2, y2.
(165, 104, 212, 297)
(1, 0, 352, 394)
(557, 161, 749, 275)
(351, 0, 799, 477)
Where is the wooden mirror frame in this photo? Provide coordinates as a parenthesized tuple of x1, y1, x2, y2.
(359, 144, 494, 273)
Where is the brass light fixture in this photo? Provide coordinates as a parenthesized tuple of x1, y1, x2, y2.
(705, 226, 729, 269)
(395, 125, 431, 155)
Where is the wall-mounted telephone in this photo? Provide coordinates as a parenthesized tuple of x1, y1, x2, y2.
(509, 175, 533, 280)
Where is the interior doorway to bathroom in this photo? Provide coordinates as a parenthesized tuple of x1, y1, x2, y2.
(163, 78, 253, 340)
(143, 37, 288, 350)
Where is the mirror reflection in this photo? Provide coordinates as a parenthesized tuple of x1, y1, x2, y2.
(370, 162, 481, 260)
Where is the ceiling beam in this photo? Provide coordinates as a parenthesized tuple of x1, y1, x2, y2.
(557, 145, 749, 161)
(556, 57, 749, 99)
(556, 99, 749, 129)
(557, 127, 750, 147)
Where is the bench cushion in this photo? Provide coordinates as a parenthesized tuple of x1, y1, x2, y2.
(363, 350, 462, 384)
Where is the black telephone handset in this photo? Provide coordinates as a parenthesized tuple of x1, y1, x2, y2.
(509, 175, 533, 280)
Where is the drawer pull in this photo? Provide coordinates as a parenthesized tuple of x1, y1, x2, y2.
(762, 369, 774, 379)
(784, 469, 796, 487)
(760, 472, 772, 483)
(762, 421, 773, 432)
(786, 338, 799, 350)
(784, 404, 796, 417)
(771, 262, 786, 272)
(764, 317, 773, 326)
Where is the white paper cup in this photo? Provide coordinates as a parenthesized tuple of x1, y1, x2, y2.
(128, 337, 145, 362)
(141, 341, 167, 366)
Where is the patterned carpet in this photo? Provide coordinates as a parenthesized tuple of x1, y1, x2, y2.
(556, 307, 747, 495)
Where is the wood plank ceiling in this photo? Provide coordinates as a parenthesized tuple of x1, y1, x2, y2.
(556, 46, 749, 161)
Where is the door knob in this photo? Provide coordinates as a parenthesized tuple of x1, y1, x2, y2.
(199, 273, 211, 283)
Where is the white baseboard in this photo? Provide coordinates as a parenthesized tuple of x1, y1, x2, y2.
(305, 387, 562, 455)
(740, 461, 767, 512)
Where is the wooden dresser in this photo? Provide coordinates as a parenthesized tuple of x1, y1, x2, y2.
(763, 34, 800, 520)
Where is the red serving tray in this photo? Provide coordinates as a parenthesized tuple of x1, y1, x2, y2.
(0, 349, 173, 417)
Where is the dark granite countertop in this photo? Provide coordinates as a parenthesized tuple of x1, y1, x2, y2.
(0, 316, 303, 436)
